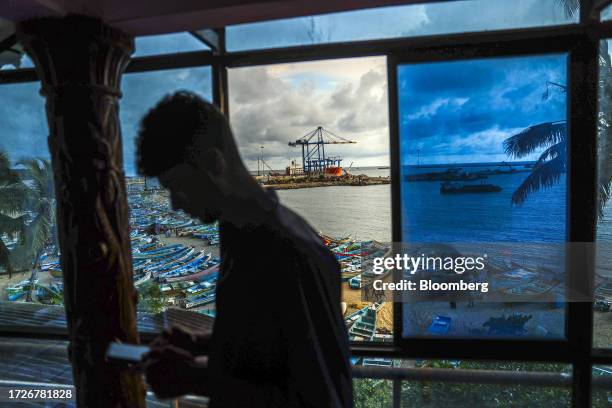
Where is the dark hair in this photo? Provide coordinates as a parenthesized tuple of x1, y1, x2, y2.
(136, 91, 226, 176)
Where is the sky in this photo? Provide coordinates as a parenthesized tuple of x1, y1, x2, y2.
(398, 54, 568, 165)
(0, 0, 577, 174)
(229, 57, 389, 170)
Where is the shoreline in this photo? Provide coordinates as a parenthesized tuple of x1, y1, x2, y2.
(261, 175, 390, 190)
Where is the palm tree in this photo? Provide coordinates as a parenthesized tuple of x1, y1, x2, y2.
(0, 151, 29, 279)
(504, 117, 567, 206)
(18, 158, 55, 282)
(504, 2, 612, 217)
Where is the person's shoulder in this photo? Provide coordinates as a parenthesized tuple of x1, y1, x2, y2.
(266, 204, 337, 266)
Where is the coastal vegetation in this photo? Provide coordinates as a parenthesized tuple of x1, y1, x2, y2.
(0, 151, 55, 280)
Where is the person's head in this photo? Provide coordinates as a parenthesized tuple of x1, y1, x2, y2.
(136, 91, 249, 222)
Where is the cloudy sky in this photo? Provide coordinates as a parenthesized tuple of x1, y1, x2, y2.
(229, 57, 389, 170)
(398, 54, 567, 165)
(0, 0, 577, 174)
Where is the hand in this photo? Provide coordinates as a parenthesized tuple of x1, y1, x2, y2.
(152, 325, 210, 355)
(144, 345, 196, 399)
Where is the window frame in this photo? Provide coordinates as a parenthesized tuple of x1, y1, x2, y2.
(2, 6, 612, 407)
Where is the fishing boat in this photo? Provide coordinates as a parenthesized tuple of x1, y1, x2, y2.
(154, 252, 212, 278)
(134, 270, 152, 286)
(349, 274, 362, 289)
(184, 292, 216, 309)
(440, 181, 502, 194)
(184, 280, 216, 297)
(348, 305, 378, 341)
(163, 262, 220, 283)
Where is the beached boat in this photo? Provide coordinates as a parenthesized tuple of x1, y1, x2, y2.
(154, 252, 212, 278)
(349, 274, 362, 289)
(134, 270, 152, 286)
(348, 305, 378, 341)
(184, 292, 216, 309)
(163, 262, 220, 283)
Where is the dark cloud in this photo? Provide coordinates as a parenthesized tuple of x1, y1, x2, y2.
(0, 81, 49, 163)
(228, 60, 389, 169)
(398, 55, 567, 164)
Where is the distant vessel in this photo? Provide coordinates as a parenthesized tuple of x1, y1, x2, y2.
(440, 181, 502, 194)
(405, 168, 486, 182)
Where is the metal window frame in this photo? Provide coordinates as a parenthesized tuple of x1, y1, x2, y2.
(2, 10, 612, 408)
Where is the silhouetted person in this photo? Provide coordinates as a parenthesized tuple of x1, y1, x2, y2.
(138, 91, 353, 407)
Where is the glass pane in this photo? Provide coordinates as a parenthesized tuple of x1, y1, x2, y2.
(228, 57, 392, 341)
(397, 54, 568, 338)
(593, 365, 612, 407)
(0, 50, 34, 71)
(0, 67, 215, 335)
(400, 360, 571, 407)
(120, 67, 216, 328)
(0, 82, 63, 331)
(602, 5, 612, 21)
(352, 358, 571, 407)
(134, 32, 208, 57)
(227, 0, 577, 51)
(0, 337, 208, 407)
(595, 39, 612, 348)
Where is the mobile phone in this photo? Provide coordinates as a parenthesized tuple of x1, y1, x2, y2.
(106, 342, 150, 363)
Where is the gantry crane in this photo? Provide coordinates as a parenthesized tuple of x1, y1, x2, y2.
(288, 126, 356, 174)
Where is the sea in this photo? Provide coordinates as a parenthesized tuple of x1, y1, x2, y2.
(275, 163, 612, 277)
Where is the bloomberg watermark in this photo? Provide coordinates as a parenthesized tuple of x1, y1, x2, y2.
(356, 242, 601, 303)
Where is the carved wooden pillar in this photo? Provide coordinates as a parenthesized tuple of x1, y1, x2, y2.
(17, 15, 146, 408)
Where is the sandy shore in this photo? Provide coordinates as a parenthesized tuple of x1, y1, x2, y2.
(342, 282, 394, 334)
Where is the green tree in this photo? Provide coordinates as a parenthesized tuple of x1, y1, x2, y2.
(353, 378, 393, 408)
(0, 151, 29, 279)
(137, 281, 166, 314)
(18, 158, 55, 282)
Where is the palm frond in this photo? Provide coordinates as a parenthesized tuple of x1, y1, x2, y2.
(512, 155, 566, 205)
(0, 239, 13, 277)
(504, 121, 567, 159)
(0, 183, 29, 215)
(599, 132, 612, 220)
(534, 141, 567, 168)
(24, 213, 52, 264)
(0, 213, 26, 238)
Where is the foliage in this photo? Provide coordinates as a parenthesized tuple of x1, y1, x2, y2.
(0, 151, 29, 277)
(0, 152, 55, 277)
(353, 361, 571, 408)
(137, 281, 166, 314)
(353, 378, 393, 408)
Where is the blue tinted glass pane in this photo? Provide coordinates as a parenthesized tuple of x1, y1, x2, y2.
(134, 32, 208, 57)
(398, 54, 568, 339)
(595, 40, 612, 348)
(227, 0, 577, 51)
